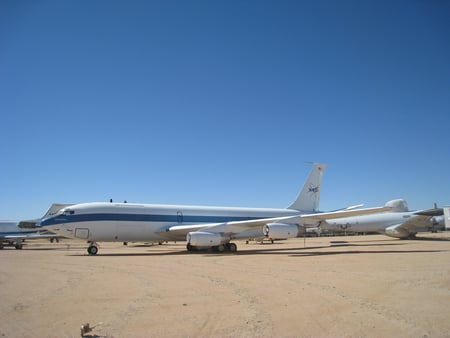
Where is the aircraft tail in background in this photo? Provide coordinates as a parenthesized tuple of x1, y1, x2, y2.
(287, 163, 327, 212)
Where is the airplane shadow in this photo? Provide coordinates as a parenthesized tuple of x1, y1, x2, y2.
(67, 241, 447, 257)
(408, 236, 450, 242)
(332, 236, 450, 243)
(20, 247, 74, 251)
(287, 249, 444, 257)
(71, 251, 196, 257)
(230, 242, 445, 257)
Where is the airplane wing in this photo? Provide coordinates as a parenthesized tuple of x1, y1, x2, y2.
(165, 205, 392, 238)
(390, 214, 438, 234)
(1, 231, 62, 249)
(1, 233, 60, 240)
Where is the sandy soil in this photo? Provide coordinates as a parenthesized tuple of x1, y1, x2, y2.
(1, 234, 450, 338)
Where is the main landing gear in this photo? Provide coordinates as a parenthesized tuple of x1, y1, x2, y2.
(187, 242, 238, 253)
(0, 241, 22, 250)
(15, 240, 23, 250)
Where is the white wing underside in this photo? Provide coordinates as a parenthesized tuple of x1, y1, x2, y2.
(165, 206, 392, 237)
(392, 215, 433, 232)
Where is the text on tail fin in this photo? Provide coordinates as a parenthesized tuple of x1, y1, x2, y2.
(287, 163, 327, 211)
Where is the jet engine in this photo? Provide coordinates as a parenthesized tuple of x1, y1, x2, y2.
(18, 221, 38, 228)
(263, 223, 299, 240)
(186, 231, 225, 247)
(385, 224, 412, 239)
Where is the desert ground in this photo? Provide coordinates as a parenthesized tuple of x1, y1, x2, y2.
(1, 233, 449, 338)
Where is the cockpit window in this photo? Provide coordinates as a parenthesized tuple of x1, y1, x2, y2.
(62, 209, 75, 216)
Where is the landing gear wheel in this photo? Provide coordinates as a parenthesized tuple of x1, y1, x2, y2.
(87, 245, 98, 255)
(211, 245, 225, 252)
(228, 243, 237, 252)
(187, 243, 194, 251)
(15, 241, 23, 250)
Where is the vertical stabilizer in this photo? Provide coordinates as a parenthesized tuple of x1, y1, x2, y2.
(42, 204, 74, 218)
(287, 163, 327, 211)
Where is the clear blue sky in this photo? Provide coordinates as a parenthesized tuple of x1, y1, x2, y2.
(1, 0, 449, 220)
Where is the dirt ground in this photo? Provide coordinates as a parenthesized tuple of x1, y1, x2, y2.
(1, 233, 450, 338)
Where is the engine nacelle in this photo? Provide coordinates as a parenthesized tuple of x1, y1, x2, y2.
(186, 231, 225, 247)
(18, 221, 38, 229)
(385, 199, 409, 212)
(385, 224, 411, 239)
(263, 223, 299, 240)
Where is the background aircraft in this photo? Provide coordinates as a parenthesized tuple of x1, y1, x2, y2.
(317, 199, 447, 239)
(0, 221, 60, 249)
(0, 204, 72, 249)
(40, 163, 391, 255)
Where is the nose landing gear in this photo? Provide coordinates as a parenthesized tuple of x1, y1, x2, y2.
(87, 243, 99, 255)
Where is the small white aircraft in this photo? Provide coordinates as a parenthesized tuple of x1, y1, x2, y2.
(40, 164, 391, 255)
(0, 204, 72, 249)
(318, 199, 447, 239)
(0, 221, 60, 249)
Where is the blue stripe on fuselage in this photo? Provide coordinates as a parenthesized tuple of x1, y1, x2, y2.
(41, 213, 266, 226)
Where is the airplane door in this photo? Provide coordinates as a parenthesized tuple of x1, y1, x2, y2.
(75, 228, 90, 239)
(177, 211, 183, 224)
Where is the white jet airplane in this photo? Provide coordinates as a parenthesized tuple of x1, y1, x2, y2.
(318, 199, 446, 239)
(40, 163, 391, 255)
(0, 204, 72, 249)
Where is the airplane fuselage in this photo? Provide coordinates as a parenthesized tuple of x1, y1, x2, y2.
(322, 211, 439, 238)
(41, 202, 302, 243)
(324, 212, 412, 231)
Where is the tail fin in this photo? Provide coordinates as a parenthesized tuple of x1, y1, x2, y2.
(42, 203, 74, 218)
(287, 163, 327, 211)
